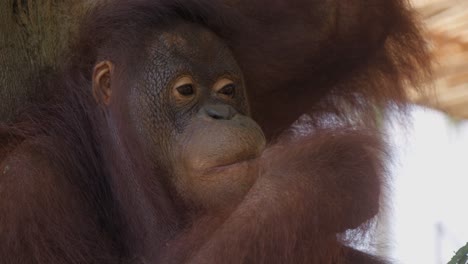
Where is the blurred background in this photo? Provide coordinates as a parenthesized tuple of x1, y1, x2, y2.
(383, 0, 468, 263)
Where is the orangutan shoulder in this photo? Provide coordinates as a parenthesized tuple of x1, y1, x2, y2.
(0, 139, 67, 205)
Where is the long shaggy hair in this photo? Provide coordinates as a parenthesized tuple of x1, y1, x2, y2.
(0, 0, 431, 263)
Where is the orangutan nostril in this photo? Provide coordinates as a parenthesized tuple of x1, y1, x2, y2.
(204, 105, 236, 120)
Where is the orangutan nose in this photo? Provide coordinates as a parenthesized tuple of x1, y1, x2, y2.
(203, 104, 237, 120)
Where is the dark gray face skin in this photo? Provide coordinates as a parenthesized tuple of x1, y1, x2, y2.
(123, 22, 266, 212)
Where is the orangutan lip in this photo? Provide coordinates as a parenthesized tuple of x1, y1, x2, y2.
(204, 157, 257, 174)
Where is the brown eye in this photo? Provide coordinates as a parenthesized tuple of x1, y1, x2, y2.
(176, 84, 194, 96)
(218, 84, 235, 97)
(213, 78, 236, 99)
(173, 76, 195, 100)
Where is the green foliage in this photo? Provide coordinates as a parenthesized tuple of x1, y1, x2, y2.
(448, 242, 468, 264)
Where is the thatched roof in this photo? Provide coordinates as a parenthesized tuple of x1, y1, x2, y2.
(411, 0, 468, 119)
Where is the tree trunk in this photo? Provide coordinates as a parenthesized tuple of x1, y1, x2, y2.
(0, 0, 92, 121)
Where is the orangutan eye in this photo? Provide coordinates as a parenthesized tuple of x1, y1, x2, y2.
(214, 78, 236, 99)
(218, 84, 236, 97)
(173, 76, 196, 99)
(176, 84, 194, 96)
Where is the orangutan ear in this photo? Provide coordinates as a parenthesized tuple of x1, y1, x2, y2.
(92, 61, 114, 106)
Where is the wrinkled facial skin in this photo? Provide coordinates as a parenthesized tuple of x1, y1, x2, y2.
(123, 22, 266, 212)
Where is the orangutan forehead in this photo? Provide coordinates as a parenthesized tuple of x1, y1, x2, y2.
(147, 22, 233, 61)
(159, 23, 221, 49)
(159, 32, 189, 49)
